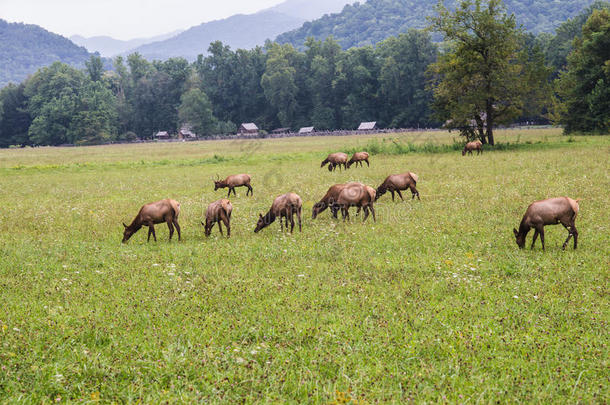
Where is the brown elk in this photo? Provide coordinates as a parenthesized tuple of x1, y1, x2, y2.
(513, 197, 579, 250)
(254, 193, 303, 233)
(375, 172, 420, 201)
(321, 152, 348, 172)
(347, 151, 370, 168)
(462, 140, 483, 156)
(202, 199, 232, 237)
(122, 199, 181, 243)
(312, 183, 347, 219)
(213, 174, 253, 197)
(335, 182, 376, 222)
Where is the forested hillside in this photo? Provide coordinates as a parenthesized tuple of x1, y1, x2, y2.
(276, 0, 597, 49)
(0, 19, 93, 87)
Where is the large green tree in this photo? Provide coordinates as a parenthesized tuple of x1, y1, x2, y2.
(177, 88, 217, 136)
(429, 0, 548, 145)
(261, 43, 300, 128)
(557, 9, 610, 134)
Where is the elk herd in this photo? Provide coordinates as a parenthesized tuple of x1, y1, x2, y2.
(122, 149, 580, 250)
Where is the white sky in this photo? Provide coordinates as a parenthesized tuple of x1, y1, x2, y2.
(1, 0, 285, 40)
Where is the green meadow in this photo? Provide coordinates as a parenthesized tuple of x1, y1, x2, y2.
(0, 128, 608, 403)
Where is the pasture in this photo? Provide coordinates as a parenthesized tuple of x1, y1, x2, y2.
(0, 128, 608, 403)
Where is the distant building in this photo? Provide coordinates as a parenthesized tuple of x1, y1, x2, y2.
(238, 123, 259, 134)
(178, 125, 196, 139)
(155, 131, 170, 139)
(358, 122, 378, 131)
(299, 126, 315, 134)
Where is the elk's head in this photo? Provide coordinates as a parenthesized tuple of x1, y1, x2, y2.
(312, 202, 327, 219)
(122, 223, 135, 243)
(253, 213, 268, 233)
(513, 228, 526, 249)
(346, 160, 354, 169)
(375, 185, 386, 201)
(462, 147, 467, 156)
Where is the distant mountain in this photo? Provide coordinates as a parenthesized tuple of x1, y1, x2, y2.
(276, 0, 598, 50)
(0, 19, 93, 87)
(127, 0, 355, 61)
(70, 30, 183, 57)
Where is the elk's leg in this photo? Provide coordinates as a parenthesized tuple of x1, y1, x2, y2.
(221, 212, 230, 237)
(396, 190, 404, 201)
(355, 206, 361, 216)
(370, 204, 376, 222)
(531, 229, 539, 249)
(410, 185, 420, 200)
(246, 184, 253, 196)
(150, 223, 157, 242)
(572, 225, 578, 249)
(297, 207, 302, 232)
(365, 159, 369, 167)
(173, 219, 181, 241)
(390, 190, 395, 201)
(167, 220, 174, 241)
(362, 206, 369, 222)
(147, 226, 152, 242)
(538, 226, 545, 250)
(289, 211, 295, 233)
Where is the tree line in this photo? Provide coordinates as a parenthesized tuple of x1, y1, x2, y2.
(0, 0, 607, 147)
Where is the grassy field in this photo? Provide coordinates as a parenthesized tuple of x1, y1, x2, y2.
(0, 128, 608, 403)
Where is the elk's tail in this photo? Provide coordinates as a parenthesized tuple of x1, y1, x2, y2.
(170, 200, 181, 219)
(409, 172, 419, 183)
(222, 200, 233, 219)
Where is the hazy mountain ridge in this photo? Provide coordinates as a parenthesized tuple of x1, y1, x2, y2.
(70, 30, 183, 57)
(127, 10, 305, 61)
(126, 0, 355, 61)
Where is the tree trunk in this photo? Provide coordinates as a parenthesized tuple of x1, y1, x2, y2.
(486, 100, 495, 146)
(474, 114, 487, 144)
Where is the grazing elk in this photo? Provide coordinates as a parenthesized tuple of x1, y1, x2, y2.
(213, 174, 253, 197)
(312, 183, 347, 219)
(347, 152, 370, 168)
(321, 152, 348, 172)
(513, 197, 580, 250)
(335, 182, 376, 222)
(254, 193, 303, 233)
(462, 140, 483, 156)
(375, 172, 420, 201)
(122, 199, 181, 243)
(202, 199, 232, 237)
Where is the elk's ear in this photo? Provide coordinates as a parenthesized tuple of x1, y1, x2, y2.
(123, 223, 128, 228)
(259, 213, 263, 220)
(513, 228, 518, 237)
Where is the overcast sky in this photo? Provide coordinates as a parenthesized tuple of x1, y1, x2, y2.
(1, 0, 285, 40)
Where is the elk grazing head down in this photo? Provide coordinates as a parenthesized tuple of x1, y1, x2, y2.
(254, 193, 303, 233)
(202, 199, 232, 237)
(320, 153, 348, 172)
(513, 197, 579, 250)
(462, 140, 483, 156)
(122, 199, 181, 243)
(346, 152, 370, 168)
(375, 172, 419, 201)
